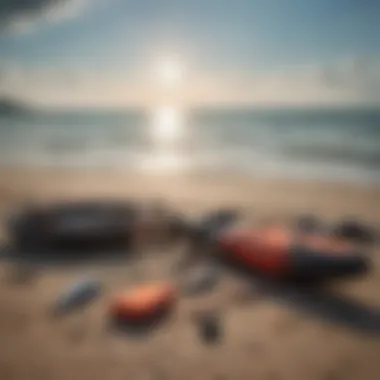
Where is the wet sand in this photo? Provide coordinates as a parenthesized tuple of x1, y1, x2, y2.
(0, 169, 380, 380)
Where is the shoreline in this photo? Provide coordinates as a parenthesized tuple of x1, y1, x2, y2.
(1, 164, 379, 189)
(0, 168, 379, 226)
(1, 166, 380, 187)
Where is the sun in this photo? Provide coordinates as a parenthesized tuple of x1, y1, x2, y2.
(155, 57, 184, 87)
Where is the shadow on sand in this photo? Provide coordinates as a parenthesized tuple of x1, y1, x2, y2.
(0, 241, 134, 269)
(259, 279, 380, 334)
(108, 309, 173, 339)
(217, 259, 380, 335)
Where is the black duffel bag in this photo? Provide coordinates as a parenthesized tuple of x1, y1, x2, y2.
(7, 200, 138, 252)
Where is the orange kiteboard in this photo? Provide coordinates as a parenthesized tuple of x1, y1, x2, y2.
(218, 224, 368, 280)
(110, 283, 177, 322)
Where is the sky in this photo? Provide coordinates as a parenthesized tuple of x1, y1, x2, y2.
(0, 0, 380, 108)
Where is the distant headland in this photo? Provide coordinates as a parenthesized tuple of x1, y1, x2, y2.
(0, 97, 30, 117)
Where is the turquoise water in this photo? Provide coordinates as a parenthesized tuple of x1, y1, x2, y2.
(0, 107, 379, 185)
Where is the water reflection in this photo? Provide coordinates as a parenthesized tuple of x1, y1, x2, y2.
(151, 105, 184, 144)
(146, 105, 186, 173)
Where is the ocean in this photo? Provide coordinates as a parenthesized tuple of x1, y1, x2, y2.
(1, 107, 379, 185)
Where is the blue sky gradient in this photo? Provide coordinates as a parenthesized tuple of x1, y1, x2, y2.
(0, 0, 379, 107)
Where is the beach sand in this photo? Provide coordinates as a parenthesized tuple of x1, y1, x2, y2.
(0, 169, 379, 380)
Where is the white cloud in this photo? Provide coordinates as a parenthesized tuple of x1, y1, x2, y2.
(0, 0, 92, 36)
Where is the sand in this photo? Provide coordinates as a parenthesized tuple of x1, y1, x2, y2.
(0, 169, 380, 380)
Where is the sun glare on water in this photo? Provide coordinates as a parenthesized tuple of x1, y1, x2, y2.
(142, 105, 186, 173)
(152, 106, 183, 143)
(145, 55, 187, 173)
(151, 56, 186, 143)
